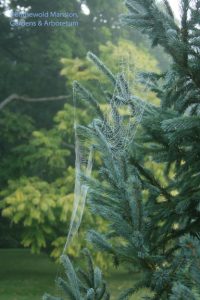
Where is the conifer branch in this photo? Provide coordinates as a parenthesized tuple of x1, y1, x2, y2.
(163, 0, 174, 19)
(130, 157, 172, 202)
(181, 0, 189, 67)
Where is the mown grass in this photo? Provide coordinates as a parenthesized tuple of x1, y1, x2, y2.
(0, 249, 152, 300)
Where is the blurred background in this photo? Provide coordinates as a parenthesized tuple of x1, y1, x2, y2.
(0, 0, 170, 299)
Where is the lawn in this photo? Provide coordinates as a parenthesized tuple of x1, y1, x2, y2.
(0, 249, 152, 300)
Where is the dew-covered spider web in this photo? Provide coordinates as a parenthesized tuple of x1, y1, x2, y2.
(62, 53, 150, 254)
(98, 55, 146, 157)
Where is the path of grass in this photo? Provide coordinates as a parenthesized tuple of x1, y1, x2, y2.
(0, 249, 58, 300)
(0, 249, 152, 300)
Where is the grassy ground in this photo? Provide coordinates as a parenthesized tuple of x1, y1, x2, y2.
(0, 249, 58, 300)
(0, 249, 152, 300)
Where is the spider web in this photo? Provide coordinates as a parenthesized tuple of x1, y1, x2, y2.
(99, 56, 146, 157)
(63, 55, 149, 254)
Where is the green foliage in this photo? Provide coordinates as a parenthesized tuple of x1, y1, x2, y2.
(1, 170, 74, 253)
(0, 110, 35, 186)
(17, 130, 70, 176)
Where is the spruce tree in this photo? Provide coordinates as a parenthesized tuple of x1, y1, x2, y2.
(44, 0, 200, 299)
